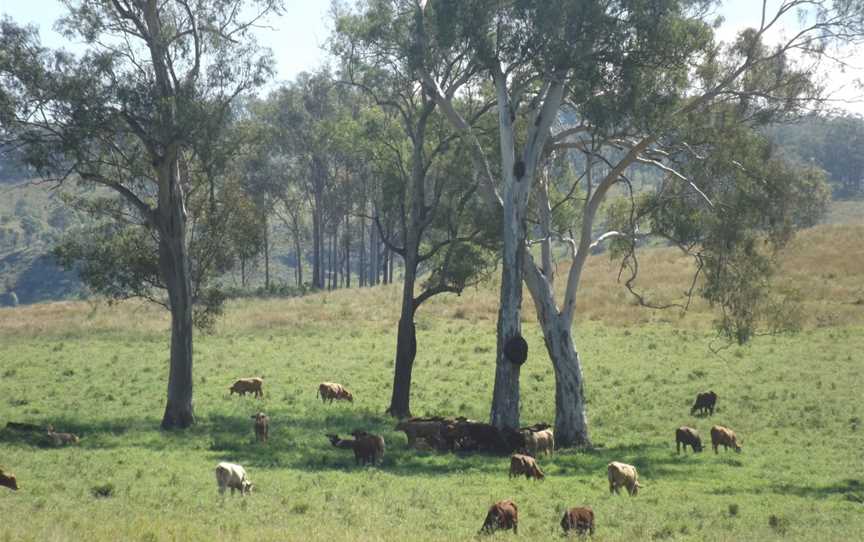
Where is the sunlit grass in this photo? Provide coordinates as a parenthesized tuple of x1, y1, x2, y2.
(1, 223, 863, 541)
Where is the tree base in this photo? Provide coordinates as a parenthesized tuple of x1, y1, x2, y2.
(160, 405, 195, 430)
(385, 406, 412, 419)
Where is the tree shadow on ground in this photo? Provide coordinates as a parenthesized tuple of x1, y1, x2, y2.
(771, 479, 864, 502)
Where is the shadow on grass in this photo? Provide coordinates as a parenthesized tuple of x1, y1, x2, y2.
(1, 412, 753, 486)
(771, 479, 864, 501)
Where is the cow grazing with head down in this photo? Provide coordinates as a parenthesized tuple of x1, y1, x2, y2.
(351, 430, 385, 466)
(251, 412, 269, 443)
(215, 462, 253, 496)
(317, 382, 353, 404)
(0, 469, 19, 491)
(710, 425, 742, 453)
(479, 499, 518, 535)
(607, 461, 641, 496)
(509, 453, 545, 480)
(675, 426, 703, 454)
(229, 377, 264, 398)
(561, 506, 595, 536)
(691, 391, 717, 416)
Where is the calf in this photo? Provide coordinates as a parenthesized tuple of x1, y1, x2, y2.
(710, 425, 742, 453)
(251, 412, 269, 443)
(215, 462, 253, 496)
(691, 391, 717, 416)
(509, 453, 545, 480)
(607, 461, 641, 496)
(351, 430, 385, 466)
(46, 425, 80, 446)
(675, 426, 703, 454)
(317, 382, 353, 403)
(229, 377, 264, 398)
(479, 499, 518, 535)
(326, 433, 355, 450)
(561, 506, 595, 536)
(0, 469, 19, 491)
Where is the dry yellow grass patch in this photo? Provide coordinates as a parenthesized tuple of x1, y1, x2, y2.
(0, 223, 860, 337)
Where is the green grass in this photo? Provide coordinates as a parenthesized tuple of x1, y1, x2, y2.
(1, 299, 863, 541)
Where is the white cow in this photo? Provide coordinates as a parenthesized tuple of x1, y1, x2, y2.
(215, 462, 253, 496)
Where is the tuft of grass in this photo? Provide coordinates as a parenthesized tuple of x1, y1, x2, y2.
(90, 483, 115, 498)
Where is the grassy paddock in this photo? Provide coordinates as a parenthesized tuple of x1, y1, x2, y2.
(1, 310, 863, 540)
(1, 222, 863, 541)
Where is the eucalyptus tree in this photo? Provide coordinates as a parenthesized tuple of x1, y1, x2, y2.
(333, 2, 498, 417)
(0, 0, 282, 428)
(412, 0, 862, 445)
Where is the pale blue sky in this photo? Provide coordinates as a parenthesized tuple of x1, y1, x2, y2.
(1, 0, 861, 112)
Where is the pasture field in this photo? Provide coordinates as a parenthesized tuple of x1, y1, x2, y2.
(1, 224, 864, 541)
(1, 310, 863, 541)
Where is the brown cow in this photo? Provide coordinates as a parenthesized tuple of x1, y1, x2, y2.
(691, 391, 717, 416)
(351, 430, 385, 465)
(509, 453, 545, 480)
(561, 506, 595, 535)
(251, 412, 269, 443)
(675, 426, 703, 454)
(0, 469, 19, 491)
(395, 417, 447, 447)
(607, 461, 641, 496)
(479, 500, 518, 535)
(710, 425, 742, 453)
(522, 427, 554, 456)
(317, 382, 353, 403)
(229, 377, 264, 398)
(46, 425, 80, 446)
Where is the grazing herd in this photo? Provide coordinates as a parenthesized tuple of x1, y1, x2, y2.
(2, 379, 748, 538)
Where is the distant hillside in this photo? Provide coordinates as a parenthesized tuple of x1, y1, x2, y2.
(0, 181, 85, 305)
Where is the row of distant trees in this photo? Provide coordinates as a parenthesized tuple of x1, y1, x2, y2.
(1, 1, 862, 442)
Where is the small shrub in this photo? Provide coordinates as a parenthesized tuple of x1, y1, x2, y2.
(91, 483, 115, 498)
(291, 503, 310, 514)
(728, 503, 739, 516)
(768, 515, 787, 534)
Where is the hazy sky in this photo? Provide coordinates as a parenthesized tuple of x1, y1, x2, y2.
(1, 0, 861, 113)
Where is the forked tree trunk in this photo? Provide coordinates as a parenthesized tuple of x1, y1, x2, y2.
(158, 160, 195, 430)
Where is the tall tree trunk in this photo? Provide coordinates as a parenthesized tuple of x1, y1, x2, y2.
(524, 259, 590, 447)
(158, 159, 194, 430)
(263, 214, 270, 290)
(370, 205, 379, 285)
(312, 196, 323, 289)
(345, 211, 351, 288)
(387, 257, 417, 418)
(490, 210, 525, 430)
(382, 246, 389, 285)
(292, 213, 303, 288)
(359, 214, 366, 287)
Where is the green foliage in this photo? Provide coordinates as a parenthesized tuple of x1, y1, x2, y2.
(53, 223, 162, 303)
